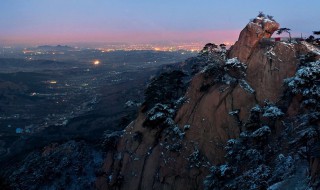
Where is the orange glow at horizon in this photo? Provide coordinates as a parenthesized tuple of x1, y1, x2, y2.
(1, 30, 240, 46)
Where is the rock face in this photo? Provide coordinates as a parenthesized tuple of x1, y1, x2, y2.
(228, 15, 280, 63)
(96, 15, 320, 190)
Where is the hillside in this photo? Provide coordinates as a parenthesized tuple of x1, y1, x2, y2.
(96, 14, 320, 190)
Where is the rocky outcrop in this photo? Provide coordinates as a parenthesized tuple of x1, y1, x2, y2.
(97, 15, 320, 189)
(228, 15, 279, 63)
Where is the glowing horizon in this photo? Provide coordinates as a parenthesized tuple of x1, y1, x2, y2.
(0, 29, 240, 46)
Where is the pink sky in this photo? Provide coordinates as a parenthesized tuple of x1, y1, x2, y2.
(1, 29, 241, 46)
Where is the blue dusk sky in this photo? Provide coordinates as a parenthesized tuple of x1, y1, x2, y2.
(1, 0, 319, 45)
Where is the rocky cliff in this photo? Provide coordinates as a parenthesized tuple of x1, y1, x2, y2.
(228, 14, 279, 63)
(97, 14, 320, 190)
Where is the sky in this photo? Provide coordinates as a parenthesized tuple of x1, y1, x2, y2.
(1, 0, 320, 46)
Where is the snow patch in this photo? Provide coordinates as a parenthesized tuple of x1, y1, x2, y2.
(239, 79, 255, 94)
(301, 41, 320, 55)
(263, 105, 284, 118)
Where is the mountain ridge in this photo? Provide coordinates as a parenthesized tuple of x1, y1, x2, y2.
(96, 14, 320, 190)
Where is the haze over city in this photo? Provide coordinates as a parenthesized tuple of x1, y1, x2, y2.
(1, 0, 320, 47)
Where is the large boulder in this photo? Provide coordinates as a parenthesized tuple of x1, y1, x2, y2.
(228, 15, 280, 63)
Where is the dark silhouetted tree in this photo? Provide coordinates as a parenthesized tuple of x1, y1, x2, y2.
(199, 43, 218, 62)
(219, 44, 226, 49)
(277, 28, 291, 42)
(257, 11, 265, 18)
(143, 70, 186, 112)
(313, 31, 320, 35)
(306, 35, 315, 43)
(267, 15, 275, 21)
(310, 31, 320, 46)
(200, 43, 217, 55)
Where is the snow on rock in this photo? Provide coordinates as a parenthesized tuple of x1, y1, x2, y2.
(251, 126, 271, 137)
(267, 181, 285, 190)
(251, 104, 262, 112)
(262, 105, 284, 118)
(125, 100, 136, 107)
(225, 58, 247, 69)
(301, 41, 320, 56)
(224, 58, 248, 79)
(285, 60, 320, 98)
(183, 124, 191, 130)
(228, 109, 240, 116)
(143, 103, 177, 129)
(219, 164, 233, 176)
(265, 47, 276, 57)
(239, 79, 255, 94)
(221, 74, 237, 85)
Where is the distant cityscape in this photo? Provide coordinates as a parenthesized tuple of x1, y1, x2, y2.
(1, 41, 235, 54)
(0, 43, 197, 132)
(95, 42, 215, 52)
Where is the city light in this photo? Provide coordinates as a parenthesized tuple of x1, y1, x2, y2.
(49, 80, 57, 84)
(93, 60, 100, 65)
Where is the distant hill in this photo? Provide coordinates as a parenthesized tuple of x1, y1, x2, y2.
(0, 58, 73, 72)
(37, 45, 74, 51)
